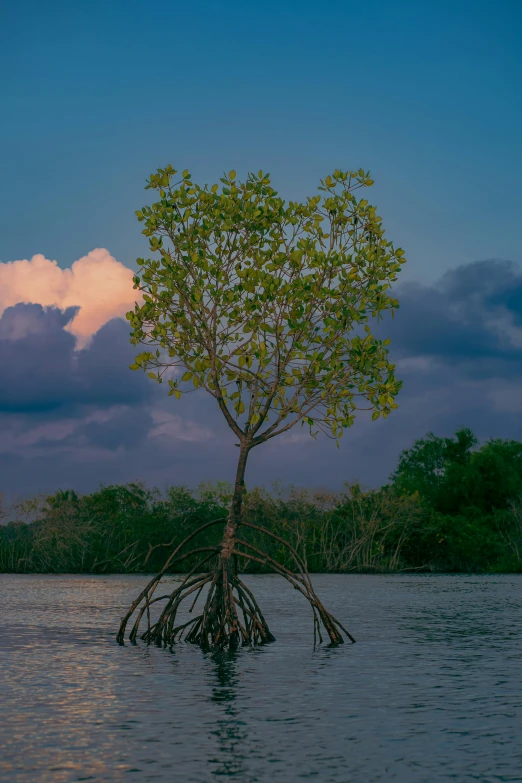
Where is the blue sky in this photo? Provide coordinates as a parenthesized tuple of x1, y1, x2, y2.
(2, 0, 521, 279)
(0, 0, 521, 497)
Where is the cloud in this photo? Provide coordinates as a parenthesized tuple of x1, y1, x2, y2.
(148, 410, 215, 443)
(1, 256, 522, 499)
(0, 302, 218, 496)
(0, 303, 150, 414)
(383, 259, 522, 378)
(0, 248, 141, 347)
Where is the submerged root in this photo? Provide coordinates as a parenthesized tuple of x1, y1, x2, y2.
(119, 552, 275, 649)
(117, 518, 355, 648)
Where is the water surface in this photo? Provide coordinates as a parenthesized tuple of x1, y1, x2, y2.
(1, 574, 521, 782)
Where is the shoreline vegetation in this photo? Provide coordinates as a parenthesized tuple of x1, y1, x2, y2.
(2, 429, 522, 576)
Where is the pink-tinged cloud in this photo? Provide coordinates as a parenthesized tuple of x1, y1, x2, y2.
(0, 248, 141, 347)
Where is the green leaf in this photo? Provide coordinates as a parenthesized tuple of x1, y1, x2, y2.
(181, 371, 193, 381)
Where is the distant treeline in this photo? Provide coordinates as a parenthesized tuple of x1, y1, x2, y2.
(2, 428, 522, 574)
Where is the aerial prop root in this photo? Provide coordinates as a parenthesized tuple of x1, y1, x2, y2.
(116, 517, 355, 648)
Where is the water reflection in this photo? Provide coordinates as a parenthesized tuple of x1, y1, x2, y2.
(208, 649, 239, 703)
(206, 650, 251, 778)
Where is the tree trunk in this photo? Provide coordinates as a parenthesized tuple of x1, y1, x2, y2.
(220, 443, 250, 562)
(203, 443, 251, 650)
(117, 440, 354, 648)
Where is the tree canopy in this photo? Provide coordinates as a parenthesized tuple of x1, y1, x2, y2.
(392, 427, 522, 514)
(126, 166, 406, 448)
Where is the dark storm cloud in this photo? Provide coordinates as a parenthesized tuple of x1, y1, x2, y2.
(384, 259, 522, 378)
(0, 304, 151, 413)
(0, 304, 79, 412)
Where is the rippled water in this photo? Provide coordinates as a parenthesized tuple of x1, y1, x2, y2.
(1, 574, 522, 782)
